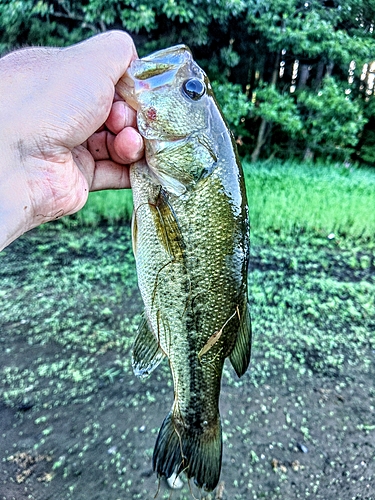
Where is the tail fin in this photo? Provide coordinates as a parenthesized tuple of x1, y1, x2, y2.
(153, 411, 222, 492)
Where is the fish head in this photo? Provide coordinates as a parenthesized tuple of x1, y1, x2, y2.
(117, 45, 220, 195)
(118, 45, 209, 141)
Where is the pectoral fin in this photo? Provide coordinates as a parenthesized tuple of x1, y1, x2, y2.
(131, 210, 138, 257)
(152, 188, 185, 261)
(132, 314, 166, 378)
(229, 302, 252, 377)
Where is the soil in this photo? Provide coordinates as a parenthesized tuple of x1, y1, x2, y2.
(0, 226, 374, 500)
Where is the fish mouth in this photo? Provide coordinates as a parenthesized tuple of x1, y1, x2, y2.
(116, 45, 199, 110)
(116, 73, 138, 110)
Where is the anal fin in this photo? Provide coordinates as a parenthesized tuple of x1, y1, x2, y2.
(229, 301, 252, 377)
(132, 314, 166, 378)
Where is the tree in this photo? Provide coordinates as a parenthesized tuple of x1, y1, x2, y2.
(297, 77, 367, 161)
(1, 0, 374, 164)
(241, 0, 374, 161)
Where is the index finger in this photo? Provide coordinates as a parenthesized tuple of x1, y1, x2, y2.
(106, 100, 137, 134)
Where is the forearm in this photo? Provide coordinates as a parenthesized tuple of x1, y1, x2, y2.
(0, 142, 33, 251)
(0, 47, 78, 251)
(0, 204, 29, 252)
(0, 53, 31, 250)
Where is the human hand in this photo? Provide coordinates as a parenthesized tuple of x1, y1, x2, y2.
(0, 31, 143, 251)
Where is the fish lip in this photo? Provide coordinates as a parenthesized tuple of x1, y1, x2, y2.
(140, 44, 191, 61)
(131, 44, 192, 78)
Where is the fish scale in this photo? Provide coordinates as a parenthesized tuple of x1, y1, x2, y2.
(117, 44, 252, 492)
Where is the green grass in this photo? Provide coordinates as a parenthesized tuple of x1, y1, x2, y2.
(246, 233, 375, 383)
(68, 189, 134, 227)
(0, 226, 140, 409)
(246, 161, 375, 239)
(71, 161, 375, 241)
(1, 225, 374, 410)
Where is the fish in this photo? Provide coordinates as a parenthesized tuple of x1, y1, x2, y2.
(116, 45, 251, 492)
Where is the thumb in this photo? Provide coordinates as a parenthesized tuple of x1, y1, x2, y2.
(51, 31, 138, 149)
(64, 31, 138, 87)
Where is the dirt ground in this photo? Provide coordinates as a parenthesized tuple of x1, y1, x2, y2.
(0, 226, 374, 500)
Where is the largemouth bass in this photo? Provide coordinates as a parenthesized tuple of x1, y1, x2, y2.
(117, 45, 251, 492)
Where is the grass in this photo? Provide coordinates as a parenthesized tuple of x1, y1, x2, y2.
(246, 233, 375, 383)
(0, 226, 140, 409)
(246, 161, 375, 239)
(1, 226, 374, 407)
(69, 189, 133, 227)
(70, 160, 375, 241)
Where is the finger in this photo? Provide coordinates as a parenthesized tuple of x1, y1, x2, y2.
(114, 91, 125, 101)
(90, 160, 131, 191)
(68, 31, 138, 87)
(113, 127, 144, 163)
(54, 31, 138, 149)
(87, 131, 110, 161)
(106, 100, 137, 134)
(73, 145, 131, 191)
(86, 127, 143, 163)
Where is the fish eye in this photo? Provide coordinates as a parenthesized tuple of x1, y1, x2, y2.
(182, 78, 206, 101)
